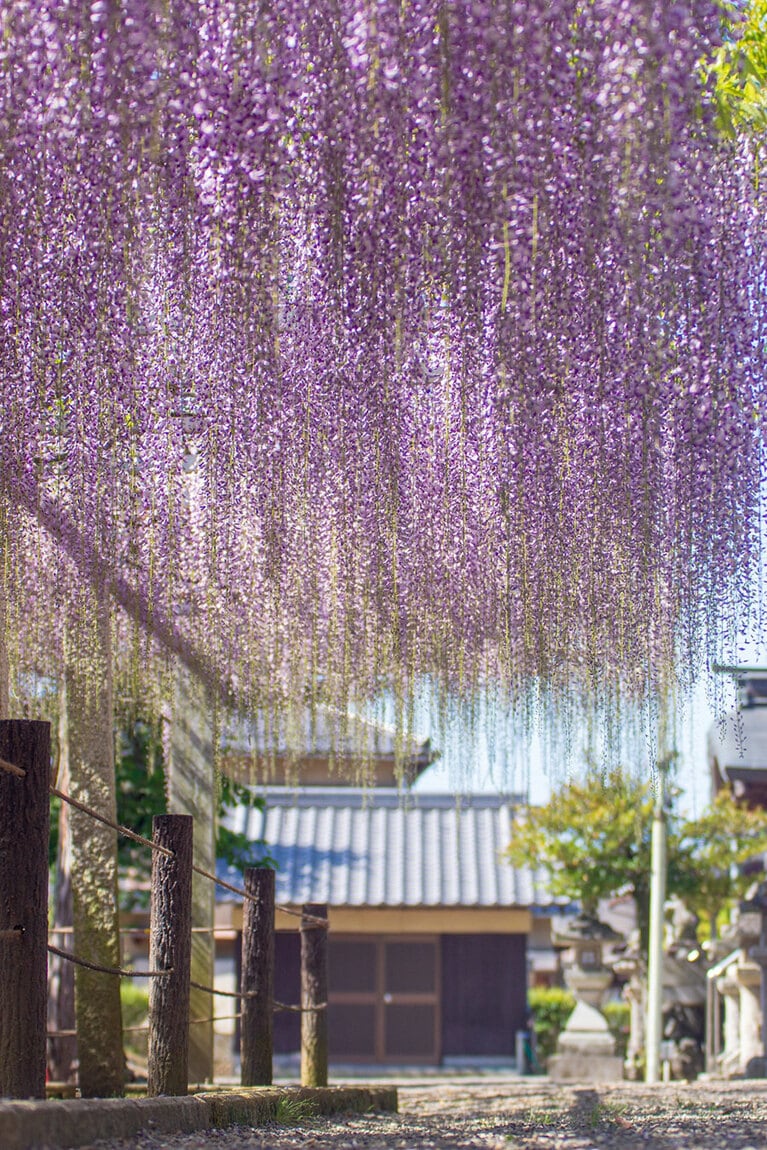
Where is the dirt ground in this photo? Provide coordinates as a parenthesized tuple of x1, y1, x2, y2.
(88, 1078, 767, 1150)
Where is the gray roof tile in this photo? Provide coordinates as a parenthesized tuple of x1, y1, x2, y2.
(220, 788, 558, 910)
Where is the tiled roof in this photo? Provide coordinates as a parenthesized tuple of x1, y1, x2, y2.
(219, 788, 559, 910)
(221, 708, 437, 768)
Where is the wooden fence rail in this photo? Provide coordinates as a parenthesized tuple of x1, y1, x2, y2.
(0, 718, 329, 1099)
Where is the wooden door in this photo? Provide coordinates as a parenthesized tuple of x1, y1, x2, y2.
(382, 938, 440, 1062)
(328, 935, 440, 1063)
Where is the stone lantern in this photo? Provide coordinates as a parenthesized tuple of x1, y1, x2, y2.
(548, 912, 625, 1082)
(553, 912, 622, 1008)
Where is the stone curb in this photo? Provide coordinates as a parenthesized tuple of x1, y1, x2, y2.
(0, 1084, 399, 1150)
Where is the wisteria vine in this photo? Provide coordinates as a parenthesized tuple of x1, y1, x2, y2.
(0, 0, 763, 743)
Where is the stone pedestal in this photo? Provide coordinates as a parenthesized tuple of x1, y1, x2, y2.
(736, 961, 763, 1074)
(548, 1001, 625, 1082)
(717, 968, 741, 1074)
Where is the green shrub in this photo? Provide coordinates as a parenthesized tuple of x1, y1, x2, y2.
(121, 983, 149, 1059)
(527, 986, 576, 1064)
(121, 983, 149, 1028)
(274, 1096, 318, 1125)
(603, 1000, 630, 1060)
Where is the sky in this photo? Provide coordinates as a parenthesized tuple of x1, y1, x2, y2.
(408, 673, 753, 817)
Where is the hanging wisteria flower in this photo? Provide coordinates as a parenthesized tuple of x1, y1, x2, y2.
(0, 0, 763, 748)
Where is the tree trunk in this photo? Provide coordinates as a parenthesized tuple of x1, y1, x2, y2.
(67, 602, 124, 1097)
(166, 665, 216, 1085)
(0, 615, 9, 719)
(48, 681, 78, 1084)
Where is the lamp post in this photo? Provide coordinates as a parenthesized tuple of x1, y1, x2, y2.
(645, 753, 672, 1084)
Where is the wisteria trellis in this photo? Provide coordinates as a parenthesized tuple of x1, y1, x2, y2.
(0, 0, 763, 743)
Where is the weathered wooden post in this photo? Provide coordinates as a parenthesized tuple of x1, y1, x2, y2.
(0, 720, 51, 1099)
(240, 866, 275, 1085)
(148, 814, 193, 1096)
(300, 902, 328, 1087)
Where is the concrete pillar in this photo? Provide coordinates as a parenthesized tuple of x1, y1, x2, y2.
(718, 969, 741, 1074)
(736, 961, 763, 1072)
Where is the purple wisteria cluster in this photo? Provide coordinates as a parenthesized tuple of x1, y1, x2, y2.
(0, 0, 763, 729)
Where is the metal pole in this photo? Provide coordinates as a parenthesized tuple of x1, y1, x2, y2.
(645, 757, 669, 1084)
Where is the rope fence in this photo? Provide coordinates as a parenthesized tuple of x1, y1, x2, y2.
(51, 785, 173, 858)
(47, 943, 172, 979)
(0, 756, 25, 778)
(1, 722, 331, 1099)
(191, 862, 328, 926)
(188, 978, 326, 1013)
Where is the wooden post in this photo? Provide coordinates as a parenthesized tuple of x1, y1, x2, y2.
(240, 867, 275, 1086)
(0, 720, 51, 1099)
(300, 902, 328, 1087)
(148, 814, 193, 1096)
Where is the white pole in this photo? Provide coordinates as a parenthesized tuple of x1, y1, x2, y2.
(645, 759, 669, 1084)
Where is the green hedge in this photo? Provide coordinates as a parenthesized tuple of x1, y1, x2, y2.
(527, 987, 575, 1063)
(527, 988, 630, 1065)
(603, 1000, 630, 1060)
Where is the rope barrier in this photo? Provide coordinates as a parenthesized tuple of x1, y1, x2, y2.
(191, 865, 257, 904)
(0, 756, 25, 778)
(187, 980, 324, 1012)
(189, 865, 328, 927)
(47, 943, 172, 979)
(190, 1013, 242, 1024)
(46, 785, 330, 927)
(50, 786, 173, 857)
(274, 1000, 327, 1013)
(277, 903, 329, 927)
(190, 979, 256, 999)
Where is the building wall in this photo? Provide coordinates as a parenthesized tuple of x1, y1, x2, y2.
(441, 934, 527, 1057)
(273, 929, 527, 1062)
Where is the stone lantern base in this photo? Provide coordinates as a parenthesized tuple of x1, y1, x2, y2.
(548, 1001, 625, 1082)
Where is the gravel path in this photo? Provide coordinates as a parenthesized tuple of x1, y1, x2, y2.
(86, 1079, 767, 1150)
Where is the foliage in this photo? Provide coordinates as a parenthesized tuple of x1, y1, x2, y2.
(508, 768, 683, 948)
(115, 721, 168, 873)
(216, 774, 277, 872)
(603, 1001, 631, 1061)
(50, 717, 276, 898)
(120, 983, 149, 1031)
(677, 787, 767, 936)
(274, 1096, 319, 1125)
(707, 1, 767, 136)
(527, 987, 575, 1063)
(120, 983, 149, 1059)
(507, 771, 767, 948)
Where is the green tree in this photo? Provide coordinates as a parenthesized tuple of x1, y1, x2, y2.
(506, 769, 767, 951)
(115, 719, 274, 904)
(706, 1, 767, 137)
(677, 786, 767, 939)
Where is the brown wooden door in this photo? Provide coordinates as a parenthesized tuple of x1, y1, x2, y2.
(328, 935, 440, 1063)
